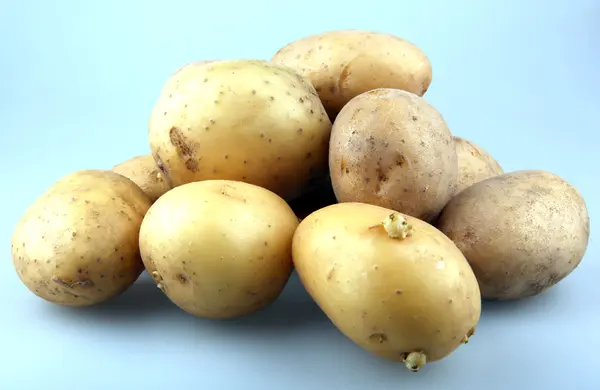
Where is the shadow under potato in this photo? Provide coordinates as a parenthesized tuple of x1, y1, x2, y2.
(47, 270, 328, 330)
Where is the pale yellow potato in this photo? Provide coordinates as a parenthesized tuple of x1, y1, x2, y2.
(436, 170, 590, 300)
(139, 179, 299, 319)
(292, 202, 481, 372)
(11, 170, 152, 306)
(329, 88, 457, 222)
(454, 136, 503, 194)
(148, 59, 332, 201)
(112, 154, 171, 203)
(271, 29, 432, 119)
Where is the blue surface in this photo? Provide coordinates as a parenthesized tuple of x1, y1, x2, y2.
(2, 1, 599, 389)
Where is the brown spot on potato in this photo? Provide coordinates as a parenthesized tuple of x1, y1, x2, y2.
(176, 273, 189, 284)
(368, 333, 388, 343)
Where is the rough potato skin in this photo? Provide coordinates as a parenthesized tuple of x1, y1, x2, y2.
(329, 88, 457, 222)
(148, 59, 332, 201)
(436, 170, 590, 300)
(271, 29, 432, 119)
(112, 154, 171, 203)
(11, 170, 152, 306)
(293, 202, 481, 364)
(454, 136, 503, 194)
(139, 180, 299, 319)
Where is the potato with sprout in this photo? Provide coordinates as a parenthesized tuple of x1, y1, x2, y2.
(139, 179, 299, 319)
(292, 202, 481, 372)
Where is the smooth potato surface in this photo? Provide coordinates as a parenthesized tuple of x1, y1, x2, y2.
(139, 179, 299, 319)
(292, 202, 481, 370)
(148, 59, 332, 201)
(329, 88, 457, 222)
(112, 154, 171, 202)
(436, 170, 590, 300)
(11, 170, 152, 306)
(271, 29, 432, 119)
(454, 136, 503, 194)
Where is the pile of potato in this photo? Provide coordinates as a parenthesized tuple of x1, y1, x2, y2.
(11, 29, 590, 373)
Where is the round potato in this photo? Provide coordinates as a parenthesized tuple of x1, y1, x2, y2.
(11, 170, 152, 306)
(454, 136, 503, 194)
(139, 179, 299, 319)
(436, 170, 590, 300)
(112, 154, 171, 203)
(292, 202, 481, 372)
(271, 29, 432, 119)
(329, 88, 457, 222)
(148, 59, 332, 201)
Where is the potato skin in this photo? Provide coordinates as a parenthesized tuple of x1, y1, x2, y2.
(292, 202, 481, 365)
(148, 59, 332, 201)
(454, 136, 503, 194)
(436, 170, 590, 300)
(271, 29, 432, 119)
(112, 154, 171, 203)
(329, 88, 457, 222)
(11, 170, 152, 306)
(139, 179, 299, 319)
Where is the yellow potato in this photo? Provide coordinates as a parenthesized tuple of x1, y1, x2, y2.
(292, 202, 481, 372)
(436, 170, 590, 300)
(454, 136, 503, 194)
(11, 170, 152, 306)
(112, 154, 171, 203)
(139, 179, 299, 319)
(329, 88, 457, 222)
(271, 29, 432, 119)
(148, 59, 332, 201)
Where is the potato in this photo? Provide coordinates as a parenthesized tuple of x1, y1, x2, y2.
(329, 88, 457, 222)
(292, 202, 481, 372)
(454, 136, 503, 194)
(287, 176, 337, 220)
(11, 170, 152, 306)
(271, 29, 432, 119)
(139, 179, 299, 319)
(112, 154, 171, 203)
(148, 59, 332, 201)
(436, 170, 590, 300)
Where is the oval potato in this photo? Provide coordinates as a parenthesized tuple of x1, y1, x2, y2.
(112, 154, 171, 203)
(139, 179, 299, 319)
(436, 170, 590, 300)
(329, 88, 457, 222)
(454, 136, 503, 194)
(148, 59, 332, 201)
(11, 170, 152, 306)
(292, 202, 481, 371)
(271, 29, 432, 119)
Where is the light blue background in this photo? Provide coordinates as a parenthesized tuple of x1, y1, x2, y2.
(1, 1, 598, 389)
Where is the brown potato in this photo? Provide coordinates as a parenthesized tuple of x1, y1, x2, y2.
(11, 170, 152, 306)
(271, 29, 432, 119)
(112, 154, 171, 203)
(454, 136, 503, 194)
(292, 202, 481, 372)
(329, 88, 457, 222)
(436, 170, 590, 300)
